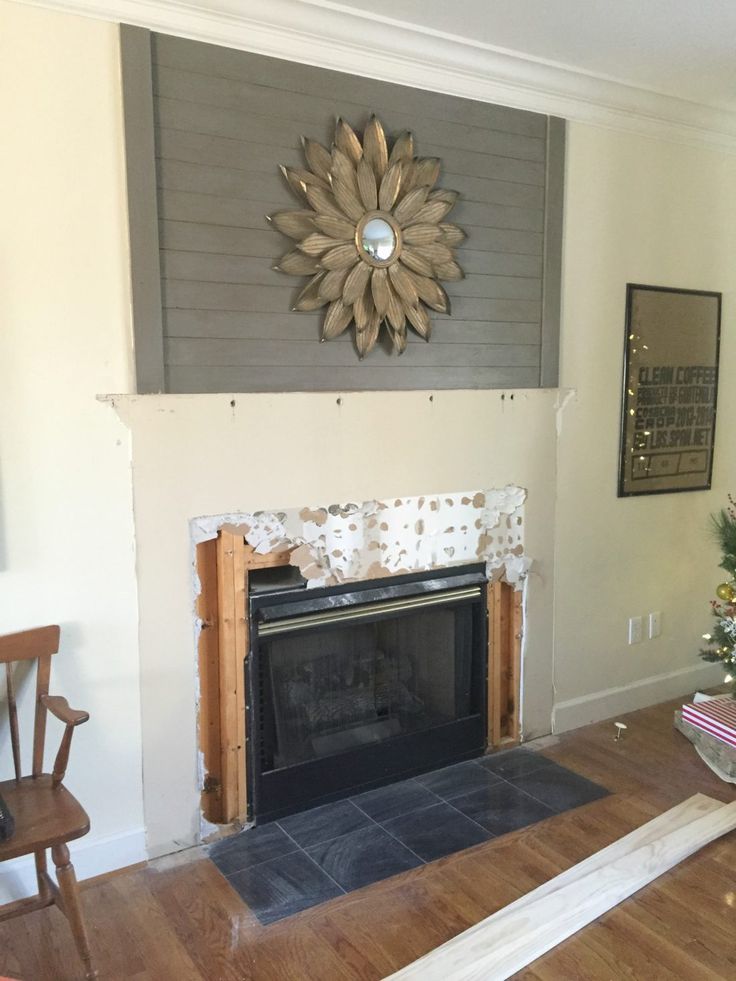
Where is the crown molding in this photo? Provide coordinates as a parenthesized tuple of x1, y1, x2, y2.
(18, 0, 736, 152)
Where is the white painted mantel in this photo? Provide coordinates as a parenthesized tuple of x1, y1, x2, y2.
(108, 389, 560, 857)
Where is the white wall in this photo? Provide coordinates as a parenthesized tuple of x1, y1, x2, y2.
(553, 124, 734, 729)
(1, 2, 732, 868)
(0, 1, 145, 896)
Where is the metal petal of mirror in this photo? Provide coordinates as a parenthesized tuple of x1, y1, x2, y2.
(268, 115, 466, 358)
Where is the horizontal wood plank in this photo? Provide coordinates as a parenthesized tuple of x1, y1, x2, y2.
(164, 337, 540, 368)
(154, 66, 548, 161)
(160, 252, 541, 299)
(155, 95, 546, 164)
(161, 281, 542, 323)
(163, 310, 541, 345)
(165, 363, 541, 392)
(160, 219, 544, 260)
(152, 34, 548, 139)
(157, 127, 547, 194)
(157, 159, 544, 229)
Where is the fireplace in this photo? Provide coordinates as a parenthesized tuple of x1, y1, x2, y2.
(247, 565, 488, 822)
(194, 489, 525, 830)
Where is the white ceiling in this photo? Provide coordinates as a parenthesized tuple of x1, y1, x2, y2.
(308, 0, 736, 111)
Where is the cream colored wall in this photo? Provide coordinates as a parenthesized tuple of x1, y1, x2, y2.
(114, 390, 559, 854)
(0, 2, 144, 894)
(553, 124, 734, 729)
(2, 1, 733, 865)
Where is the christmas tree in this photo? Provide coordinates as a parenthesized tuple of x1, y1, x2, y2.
(700, 495, 736, 697)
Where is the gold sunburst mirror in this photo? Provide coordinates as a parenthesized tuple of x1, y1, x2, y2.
(267, 115, 465, 358)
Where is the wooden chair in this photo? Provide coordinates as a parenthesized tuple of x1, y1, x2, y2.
(0, 626, 97, 980)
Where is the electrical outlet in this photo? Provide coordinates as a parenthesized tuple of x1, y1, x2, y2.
(648, 611, 662, 639)
(628, 616, 643, 645)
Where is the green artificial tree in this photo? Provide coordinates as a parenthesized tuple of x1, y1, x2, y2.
(700, 494, 736, 697)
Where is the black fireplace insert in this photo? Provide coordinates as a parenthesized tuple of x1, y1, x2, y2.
(246, 564, 488, 822)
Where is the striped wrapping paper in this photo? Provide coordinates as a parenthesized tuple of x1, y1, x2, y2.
(682, 695, 736, 748)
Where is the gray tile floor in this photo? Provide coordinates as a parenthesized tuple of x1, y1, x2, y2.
(208, 749, 608, 925)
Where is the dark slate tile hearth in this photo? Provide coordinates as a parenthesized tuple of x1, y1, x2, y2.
(306, 824, 422, 891)
(227, 851, 343, 925)
(450, 782, 556, 836)
(278, 798, 372, 848)
(383, 801, 492, 862)
(415, 759, 504, 799)
(352, 778, 438, 822)
(477, 748, 556, 780)
(209, 821, 298, 876)
(509, 764, 610, 812)
(209, 750, 609, 925)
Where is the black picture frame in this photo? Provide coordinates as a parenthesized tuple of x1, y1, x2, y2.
(618, 283, 721, 497)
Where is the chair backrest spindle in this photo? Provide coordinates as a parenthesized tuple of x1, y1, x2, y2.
(32, 653, 52, 778)
(5, 662, 22, 781)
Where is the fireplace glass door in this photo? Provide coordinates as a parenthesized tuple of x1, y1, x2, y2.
(248, 567, 487, 821)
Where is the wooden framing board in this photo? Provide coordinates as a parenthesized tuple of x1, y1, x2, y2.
(198, 543, 522, 826)
(196, 532, 294, 825)
(215, 530, 243, 822)
(196, 537, 221, 823)
(487, 581, 523, 748)
(387, 794, 736, 980)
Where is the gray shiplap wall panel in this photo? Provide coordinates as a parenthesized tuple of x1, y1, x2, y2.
(164, 310, 540, 346)
(158, 157, 544, 214)
(154, 66, 548, 157)
(165, 338, 540, 369)
(155, 95, 546, 163)
(153, 36, 547, 139)
(159, 219, 544, 260)
(160, 252, 541, 300)
(166, 364, 542, 394)
(157, 128, 547, 201)
(161, 281, 542, 324)
(143, 31, 563, 392)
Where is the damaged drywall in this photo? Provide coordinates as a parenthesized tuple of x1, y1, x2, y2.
(191, 486, 530, 589)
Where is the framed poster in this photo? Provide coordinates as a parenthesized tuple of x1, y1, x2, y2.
(618, 284, 721, 497)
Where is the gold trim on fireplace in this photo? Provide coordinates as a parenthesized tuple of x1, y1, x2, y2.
(257, 585, 483, 637)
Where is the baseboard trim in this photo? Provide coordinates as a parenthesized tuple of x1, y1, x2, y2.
(0, 826, 147, 903)
(552, 663, 725, 734)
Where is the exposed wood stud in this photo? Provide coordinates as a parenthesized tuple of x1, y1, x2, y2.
(487, 581, 521, 748)
(216, 531, 240, 823)
(198, 534, 297, 827)
(195, 538, 222, 823)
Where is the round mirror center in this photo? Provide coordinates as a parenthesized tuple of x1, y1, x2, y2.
(360, 217, 396, 262)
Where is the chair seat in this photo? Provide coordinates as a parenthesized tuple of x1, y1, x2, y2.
(0, 775, 89, 862)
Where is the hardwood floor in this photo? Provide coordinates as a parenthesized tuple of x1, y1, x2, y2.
(2, 695, 735, 980)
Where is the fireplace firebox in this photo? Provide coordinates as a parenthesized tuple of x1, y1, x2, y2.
(247, 565, 488, 822)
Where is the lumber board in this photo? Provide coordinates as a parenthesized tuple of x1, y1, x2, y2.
(233, 540, 248, 821)
(196, 538, 222, 823)
(216, 530, 240, 822)
(487, 582, 502, 747)
(387, 794, 734, 980)
(507, 588, 523, 744)
(487, 582, 521, 747)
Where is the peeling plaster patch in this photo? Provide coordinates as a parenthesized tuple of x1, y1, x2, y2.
(299, 507, 328, 526)
(191, 487, 529, 590)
